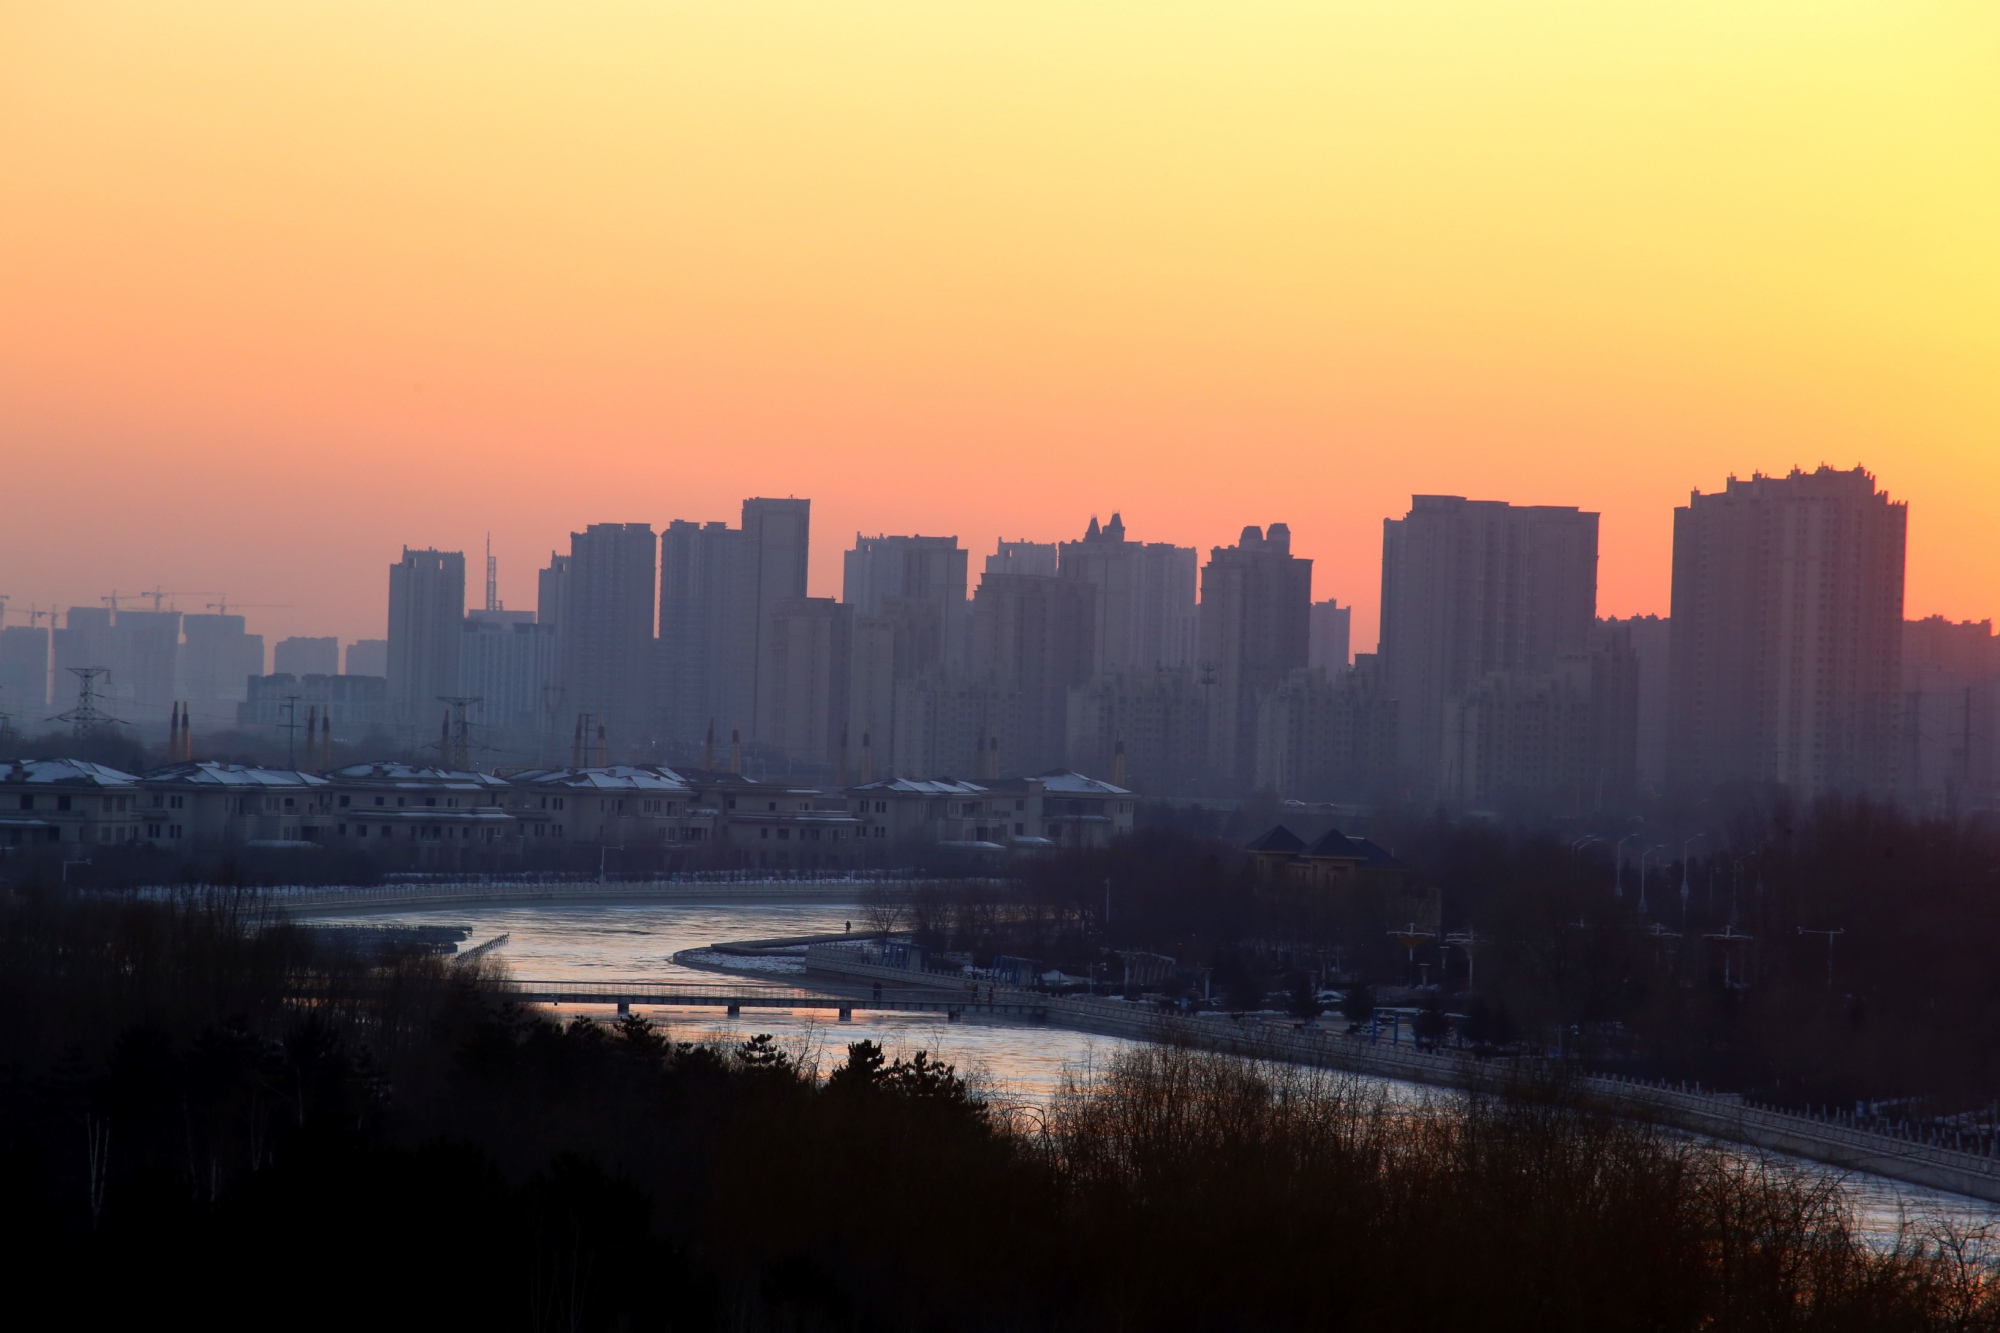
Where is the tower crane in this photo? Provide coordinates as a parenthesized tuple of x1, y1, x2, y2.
(204, 598, 294, 616)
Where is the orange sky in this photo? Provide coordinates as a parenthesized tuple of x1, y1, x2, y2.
(2, 1, 1996, 653)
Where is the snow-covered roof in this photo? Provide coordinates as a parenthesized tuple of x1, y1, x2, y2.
(141, 762, 328, 789)
(1029, 769, 1131, 796)
(846, 777, 987, 796)
(506, 765, 693, 792)
(326, 762, 510, 789)
(0, 758, 139, 787)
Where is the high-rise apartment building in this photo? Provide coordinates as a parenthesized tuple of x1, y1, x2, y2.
(558, 523, 656, 752)
(0, 626, 50, 721)
(386, 547, 466, 728)
(1600, 614, 1670, 793)
(274, 636, 339, 677)
(986, 540, 1057, 579)
(1308, 599, 1351, 673)
(180, 613, 266, 727)
(970, 573, 1097, 774)
(1066, 666, 1209, 794)
(1057, 513, 1197, 672)
(1253, 664, 1399, 801)
(458, 609, 558, 751)
(658, 520, 748, 747)
(1199, 524, 1312, 787)
(1436, 623, 1637, 809)
(537, 554, 570, 638)
(742, 498, 811, 742)
(765, 597, 853, 769)
(1666, 466, 1905, 799)
(1378, 497, 1599, 793)
(843, 534, 967, 675)
(1899, 616, 1997, 813)
(891, 676, 1024, 780)
(344, 639, 388, 677)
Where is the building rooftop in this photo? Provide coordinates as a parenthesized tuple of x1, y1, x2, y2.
(846, 777, 987, 796)
(0, 758, 140, 787)
(327, 762, 511, 790)
(142, 761, 328, 789)
(507, 765, 694, 793)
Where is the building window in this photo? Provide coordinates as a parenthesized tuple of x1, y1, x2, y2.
(57, 796, 70, 811)
(875, 826, 886, 839)
(169, 825, 181, 838)
(1015, 823, 1024, 836)
(338, 795, 350, 807)
(424, 798, 436, 808)
(283, 797, 294, 810)
(16, 795, 29, 810)
(146, 823, 161, 838)
(553, 798, 564, 810)
(170, 795, 183, 809)
(760, 828, 769, 839)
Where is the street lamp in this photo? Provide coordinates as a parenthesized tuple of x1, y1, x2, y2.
(1798, 926, 1845, 990)
(1614, 834, 1641, 899)
(1637, 845, 1667, 914)
(1679, 833, 1708, 921)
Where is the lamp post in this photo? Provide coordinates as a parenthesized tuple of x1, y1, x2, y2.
(1637, 845, 1667, 914)
(1614, 834, 1641, 899)
(1679, 833, 1707, 922)
(1798, 927, 1845, 990)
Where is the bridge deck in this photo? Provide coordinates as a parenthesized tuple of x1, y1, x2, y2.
(511, 981, 1044, 1018)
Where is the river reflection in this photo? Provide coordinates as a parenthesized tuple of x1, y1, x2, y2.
(304, 897, 1997, 1246)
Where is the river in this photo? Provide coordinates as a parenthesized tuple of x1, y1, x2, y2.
(304, 896, 1999, 1245)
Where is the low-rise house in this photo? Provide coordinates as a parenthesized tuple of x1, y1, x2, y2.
(844, 777, 993, 847)
(138, 762, 331, 845)
(665, 767, 864, 869)
(0, 759, 144, 848)
(1246, 822, 1408, 890)
(503, 766, 714, 849)
(323, 762, 516, 854)
(983, 770, 1136, 849)
(844, 769, 1135, 853)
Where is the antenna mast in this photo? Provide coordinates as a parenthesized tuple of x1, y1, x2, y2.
(485, 534, 500, 612)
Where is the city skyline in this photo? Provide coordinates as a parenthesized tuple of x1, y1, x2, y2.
(4, 4, 1996, 649)
(0, 467, 1980, 654)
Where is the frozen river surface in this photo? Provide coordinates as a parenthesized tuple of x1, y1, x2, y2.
(306, 897, 1999, 1245)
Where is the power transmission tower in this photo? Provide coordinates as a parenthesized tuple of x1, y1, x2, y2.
(438, 696, 484, 770)
(279, 694, 304, 768)
(51, 668, 128, 738)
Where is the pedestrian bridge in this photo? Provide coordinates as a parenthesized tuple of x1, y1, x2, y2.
(512, 980, 1047, 1022)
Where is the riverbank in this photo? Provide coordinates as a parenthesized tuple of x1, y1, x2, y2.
(673, 941, 2000, 1206)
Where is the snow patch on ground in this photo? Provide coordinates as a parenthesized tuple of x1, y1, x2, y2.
(677, 948, 806, 976)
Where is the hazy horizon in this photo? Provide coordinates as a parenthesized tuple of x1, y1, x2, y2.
(4, 2, 1995, 649)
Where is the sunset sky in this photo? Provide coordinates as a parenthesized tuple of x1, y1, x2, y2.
(2, 1, 1995, 652)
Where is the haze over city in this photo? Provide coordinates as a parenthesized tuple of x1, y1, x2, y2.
(4, 2, 1996, 651)
(7, 5, 2000, 1330)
